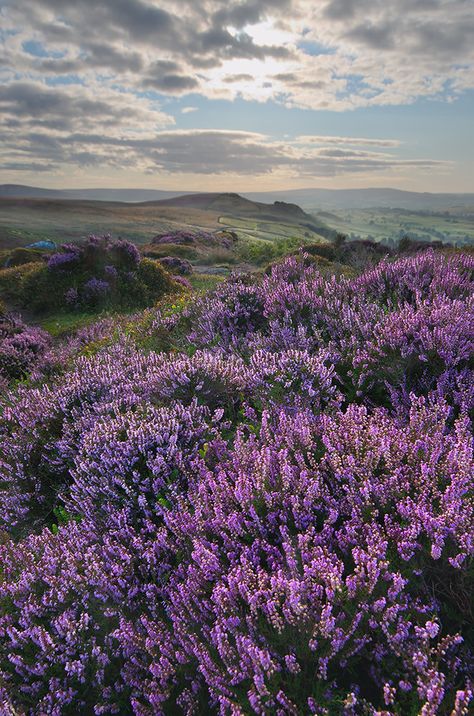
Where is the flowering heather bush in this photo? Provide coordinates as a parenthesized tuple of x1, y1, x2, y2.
(245, 348, 340, 411)
(82, 277, 111, 306)
(67, 401, 221, 531)
(351, 250, 474, 306)
(152, 229, 221, 246)
(47, 250, 80, 270)
(0, 311, 51, 385)
(11, 234, 178, 313)
(0, 250, 472, 714)
(159, 256, 193, 275)
(147, 350, 246, 412)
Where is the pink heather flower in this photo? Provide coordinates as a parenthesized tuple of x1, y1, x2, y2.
(383, 683, 396, 705)
(425, 621, 439, 639)
(413, 652, 428, 671)
(431, 544, 442, 560)
(344, 692, 357, 707)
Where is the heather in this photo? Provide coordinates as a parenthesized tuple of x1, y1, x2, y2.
(0, 250, 472, 715)
(0, 307, 51, 385)
(0, 234, 180, 314)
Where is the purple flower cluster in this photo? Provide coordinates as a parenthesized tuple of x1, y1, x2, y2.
(159, 256, 193, 275)
(152, 229, 217, 246)
(47, 251, 80, 270)
(83, 277, 111, 302)
(0, 250, 472, 714)
(45, 235, 142, 309)
(0, 311, 51, 386)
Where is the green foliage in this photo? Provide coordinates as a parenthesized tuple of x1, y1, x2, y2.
(237, 236, 302, 265)
(5, 248, 45, 267)
(144, 244, 198, 260)
(39, 312, 105, 338)
(188, 273, 225, 292)
(0, 262, 45, 305)
(0, 246, 180, 316)
(129, 258, 178, 306)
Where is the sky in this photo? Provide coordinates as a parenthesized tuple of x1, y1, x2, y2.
(0, 0, 473, 192)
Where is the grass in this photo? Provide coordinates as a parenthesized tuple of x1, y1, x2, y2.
(39, 311, 108, 337)
(188, 273, 225, 292)
(313, 207, 474, 245)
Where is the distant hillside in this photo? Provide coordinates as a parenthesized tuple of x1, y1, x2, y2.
(149, 192, 314, 221)
(0, 185, 188, 203)
(0, 193, 334, 256)
(2, 185, 474, 211)
(244, 188, 474, 211)
(151, 193, 333, 239)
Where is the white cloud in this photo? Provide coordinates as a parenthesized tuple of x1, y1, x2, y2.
(0, 125, 449, 179)
(295, 136, 402, 147)
(1, 0, 472, 112)
(0, 0, 469, 183)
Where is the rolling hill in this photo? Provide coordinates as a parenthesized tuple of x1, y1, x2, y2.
(2, 184, 474, 211)
(0, 193, 334, 277)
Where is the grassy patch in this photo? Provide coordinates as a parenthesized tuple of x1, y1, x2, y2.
(188, 273, 225, 292)
(39, 311, 108, 337)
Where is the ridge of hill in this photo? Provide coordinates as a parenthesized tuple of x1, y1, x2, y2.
(0, 193, 334, 252)
(142, 192, 326, 226)
(2, 185, 474, 211)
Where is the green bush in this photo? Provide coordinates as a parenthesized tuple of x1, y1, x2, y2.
(144, 244, 198, 260)
(0, 263, 45, 305)
(123, 258, 178, 308)
(7, 248, 45, 267)
(238, 237, 302, 265)
(0, 242, 180, 315)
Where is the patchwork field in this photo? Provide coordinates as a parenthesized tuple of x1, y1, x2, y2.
(313, 206, 474, 246)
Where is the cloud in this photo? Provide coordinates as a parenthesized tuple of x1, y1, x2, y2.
(0, 80, 174, 133)
(0, 0, 470, 114)
(0, 125, 448, 180)
(0, 0, 470, 184)
(295, 135, 402, 147)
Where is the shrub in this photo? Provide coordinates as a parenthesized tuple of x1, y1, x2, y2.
(0, 249, 472, 714)
(0, 236, 179, 314)
(0, 312, 51, 384)
(0, 400, 472, 714)
(0, 262, 44, 305)
(5, 247, 45, 267)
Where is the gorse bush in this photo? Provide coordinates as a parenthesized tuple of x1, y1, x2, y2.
(0, 235, 179, 314)
(0, 249, 472, 714)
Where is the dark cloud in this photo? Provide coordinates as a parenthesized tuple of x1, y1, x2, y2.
(323, 0, 363, 21)
(0, 82, 136, 129)
(144, 74, 199, 92)
(413, 20, 474, 56)
(0, 123, 447, 179)
(81, 44, 145, 72)
(1, 162, 57, 171)
(345, 22, 396, 50)
(212, 0, 291, 29)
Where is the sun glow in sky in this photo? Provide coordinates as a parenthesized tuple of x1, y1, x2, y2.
(0, 0, 473, 191)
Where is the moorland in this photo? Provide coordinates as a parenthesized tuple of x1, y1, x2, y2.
(0, 187, 472, 715)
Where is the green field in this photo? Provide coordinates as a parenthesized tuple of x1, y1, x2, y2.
(218, 215, 327, 243)
(0, 199, 222, 248)
(312, 206, 474, 246)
